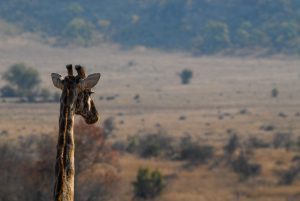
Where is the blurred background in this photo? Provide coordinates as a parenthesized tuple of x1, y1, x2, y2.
(0, 1, 300, 201)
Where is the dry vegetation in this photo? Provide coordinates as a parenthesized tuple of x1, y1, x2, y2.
(1, 36, 300, 200)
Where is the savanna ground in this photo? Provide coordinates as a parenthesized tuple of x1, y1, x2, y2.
(1, 35, 300, 201)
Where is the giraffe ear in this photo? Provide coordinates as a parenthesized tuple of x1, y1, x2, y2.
(82, 73, 101, 89)
(51, 73, 64, 89)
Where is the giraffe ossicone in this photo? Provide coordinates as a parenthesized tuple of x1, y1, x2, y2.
(51, 65, 101, 201)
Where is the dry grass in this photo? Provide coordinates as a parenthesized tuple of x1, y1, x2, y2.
(0, 36, 300, 200)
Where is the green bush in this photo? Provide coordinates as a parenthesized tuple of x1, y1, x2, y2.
(133, 168, 165, 199)
(179, 69, 193, 85)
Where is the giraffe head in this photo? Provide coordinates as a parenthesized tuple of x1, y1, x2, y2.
(51, 65, 101, 124)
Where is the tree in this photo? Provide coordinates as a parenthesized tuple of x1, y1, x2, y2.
(234, 22, 269, 48)
(235, 22, 252, 47)
(1, 63, 40, 98)
(201, 21, 231, 53)
(133, 168, 165, 199)
(266, 22, 299, 51)
(67, 2, 84, 15)
(62, 17, 96, 46)
(179, 69, 193, 84)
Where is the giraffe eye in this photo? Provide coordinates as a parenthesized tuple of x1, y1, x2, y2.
(88, 91, 94, 95)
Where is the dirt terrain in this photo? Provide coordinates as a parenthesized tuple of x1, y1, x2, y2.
(1, 36, 300, 201)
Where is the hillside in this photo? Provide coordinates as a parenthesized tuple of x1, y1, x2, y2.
(0, 0, 299, 54)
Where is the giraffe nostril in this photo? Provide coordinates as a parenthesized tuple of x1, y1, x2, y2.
(85, 116, 98, 124)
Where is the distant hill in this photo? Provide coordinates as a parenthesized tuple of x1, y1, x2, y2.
(0, 0, 299, 55)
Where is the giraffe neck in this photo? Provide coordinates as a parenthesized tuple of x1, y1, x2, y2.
(54, 91, 75, 201)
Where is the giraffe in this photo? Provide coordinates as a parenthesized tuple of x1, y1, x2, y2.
(51, 65, 101, 201)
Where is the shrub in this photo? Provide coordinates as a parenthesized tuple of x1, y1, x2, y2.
(273, 132, 292, 150)
(0, 134, 55, 201)
(75, 120, 120, 200)
(112, 140, 127, 153)
(260, 124, 275, 131)
(106, 94, 119, 101)
(247, 137, 270, 149)
(279, 166, 300, 185)
(292, 155, 300, 162)
(179, 69, 193, 84)
(231, 153, 261, 180)
(126, 135, 140, 153)
(133, 168, 165, 199)
(139, 133, 173, 158)
(141, 142, 161, 158)
(224, 134, 239, 156)
(239, 108, 248, 115)
(103, 117, 115, 138)
(133, 94, 140, 102)
(75, 119, 119, 172)
(126, 131, 175, 159)
(179, 135, 214, 165)
(271, 87, 279, 98)
(0, 85, 17, 97)
(0, 120, 120, 201)
(278, 112, 287, 118)
(179, 115, 186, 120)
(180, 144, 214, 165)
